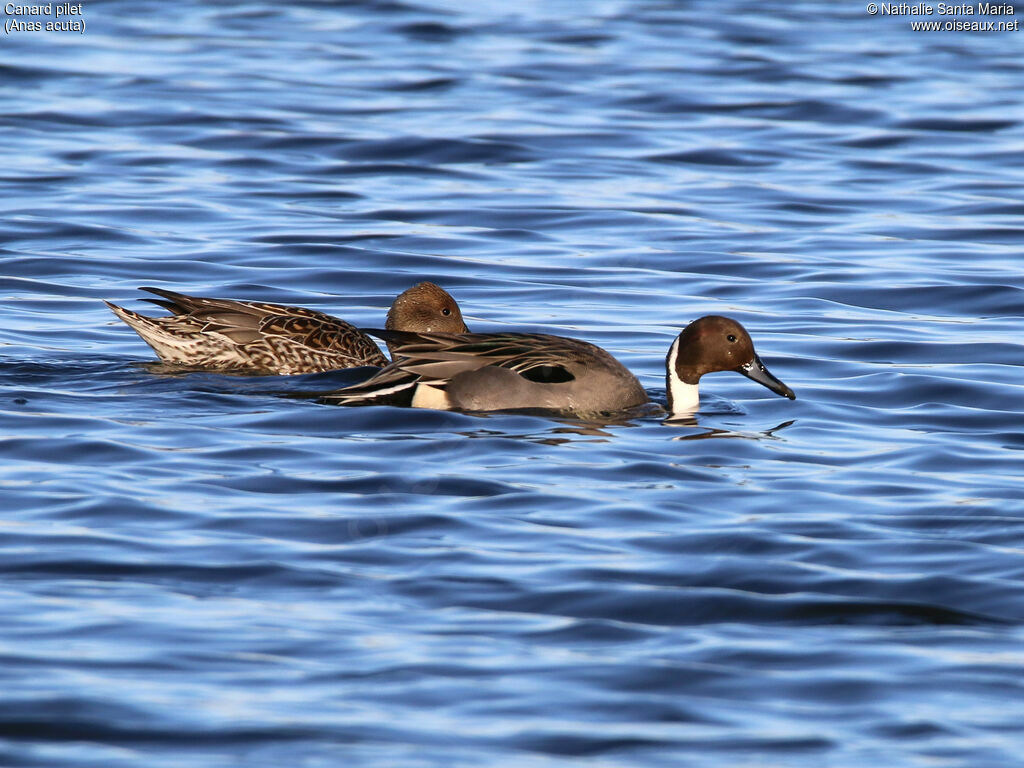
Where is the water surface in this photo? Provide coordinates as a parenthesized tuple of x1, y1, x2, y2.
(2, 2, 1023, 766)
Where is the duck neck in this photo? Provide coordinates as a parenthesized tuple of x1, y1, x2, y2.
(665, 335, 700, 414)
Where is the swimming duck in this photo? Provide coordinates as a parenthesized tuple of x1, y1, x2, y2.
(322, 315, 795, 416)
(105, 282, 468, 375)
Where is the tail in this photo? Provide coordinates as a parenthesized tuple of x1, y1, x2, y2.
(105, 299, 155, 335)
(320, 363, 420, 407)
(104, 299, 201, 364)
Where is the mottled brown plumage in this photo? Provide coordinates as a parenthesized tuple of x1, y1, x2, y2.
(106, 282, 467, 375)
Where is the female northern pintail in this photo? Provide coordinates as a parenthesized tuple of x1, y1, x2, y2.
(105, 282, 468, 375)
(323, 315, 795, 417)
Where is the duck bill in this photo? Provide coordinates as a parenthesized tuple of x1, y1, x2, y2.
(736, 355, 796, 400)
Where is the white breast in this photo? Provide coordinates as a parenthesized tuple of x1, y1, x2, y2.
(666, 336, 700, 414)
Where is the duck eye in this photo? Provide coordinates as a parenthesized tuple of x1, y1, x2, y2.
(441, 308, 451, 316)
(727, 334, 737, 342)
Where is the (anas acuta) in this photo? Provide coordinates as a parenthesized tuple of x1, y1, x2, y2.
(322, 315, 795, 416)
(105, 282, 468, 375)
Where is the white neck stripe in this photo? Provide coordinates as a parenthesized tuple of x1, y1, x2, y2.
(666, 335, 700, 415)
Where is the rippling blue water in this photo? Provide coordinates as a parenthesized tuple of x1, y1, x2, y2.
(2, 1, 1023, 766)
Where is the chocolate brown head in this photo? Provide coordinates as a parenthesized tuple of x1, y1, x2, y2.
(666, 315, 795, 412)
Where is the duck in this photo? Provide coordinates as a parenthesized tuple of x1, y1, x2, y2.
(105, 282, 468, 375)
(322, 315, 795, 417)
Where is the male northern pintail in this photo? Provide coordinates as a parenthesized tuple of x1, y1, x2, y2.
(323, 315, 795, 417)
(105, 282, 468, 375)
